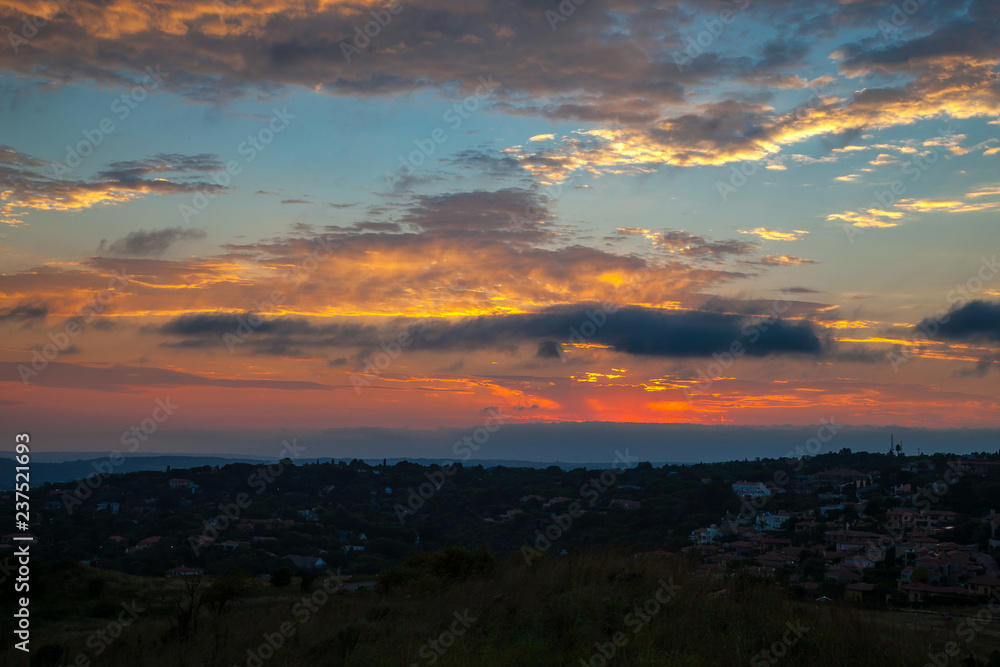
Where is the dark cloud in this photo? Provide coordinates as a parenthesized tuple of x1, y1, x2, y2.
(0, 301, 49, 323)
(351, 221, 401, 233)
(413, 306, 823, 357)
(0, 146, 45, 168)
(158, 313, 334, 337)
(98, 227, 207, 257)
(536, 340, 563, 359)
(153, 304, 824, 359)
(446, 149, 530, 180)
(925, 300, 1000, 341)
(0, 150, 229, 224)
(837, 4, 999, 77)
(97, 154, 225, 182)
(400, 188, 552, 240)
(656, 230, 756, 258)
(0, 0, 994, 184)
(953, 354, 1000, 377)
(156, 312, 380, 351)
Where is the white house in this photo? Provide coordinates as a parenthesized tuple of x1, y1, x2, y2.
(732, 481, 771, 498)
(690, 524, 724, 544)
(756, 512, 791, 531)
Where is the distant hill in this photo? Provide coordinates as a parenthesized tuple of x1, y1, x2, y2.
(0, 455, 269, 489)
(0, 452, 686, 489)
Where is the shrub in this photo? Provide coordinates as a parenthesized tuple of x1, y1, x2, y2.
(272, 567, 293, 587)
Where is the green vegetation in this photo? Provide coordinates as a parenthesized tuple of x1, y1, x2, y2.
(6, 451, 1000, 664)
(12, 450, 1000, 581)
(5, 547, 988, 666)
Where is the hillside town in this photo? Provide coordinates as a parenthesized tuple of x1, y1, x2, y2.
(684, 456, 1000, 606)
(5, 447, 1000, 613)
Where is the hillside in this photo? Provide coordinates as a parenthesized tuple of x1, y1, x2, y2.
(5, 547, 992, 666)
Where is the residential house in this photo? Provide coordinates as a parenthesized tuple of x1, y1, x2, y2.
(844, 554, 877, 570)
(965, 575, 1000, 599)
(610, 499, 641, 510)
(899, 583, 974, 605)
(287, 554, 326, 570)
(756, 512, 792, 531)
(825, 566, 862, 583)
(732, 481, 771, 498)
(814, 469, 871, 488)
(825, 529, 881, 553)
(168, 478, 199, 492)
(845, 582, 876, 603)
(691, 524, 724, 544)
(886, 509, 960, 532)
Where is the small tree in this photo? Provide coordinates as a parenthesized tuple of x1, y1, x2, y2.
(203, 570, 251, 616)
(161, 575, 206, 641)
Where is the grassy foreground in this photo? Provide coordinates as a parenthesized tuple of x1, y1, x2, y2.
(1, 547, 995, 666)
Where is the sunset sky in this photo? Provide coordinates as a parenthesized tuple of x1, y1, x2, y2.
(1, 0, 998, 459)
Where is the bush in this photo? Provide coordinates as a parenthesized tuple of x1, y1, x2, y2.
(377, 545, 494, 593)
(272, 567, 293, 587)
(88, 577, 106, 598)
